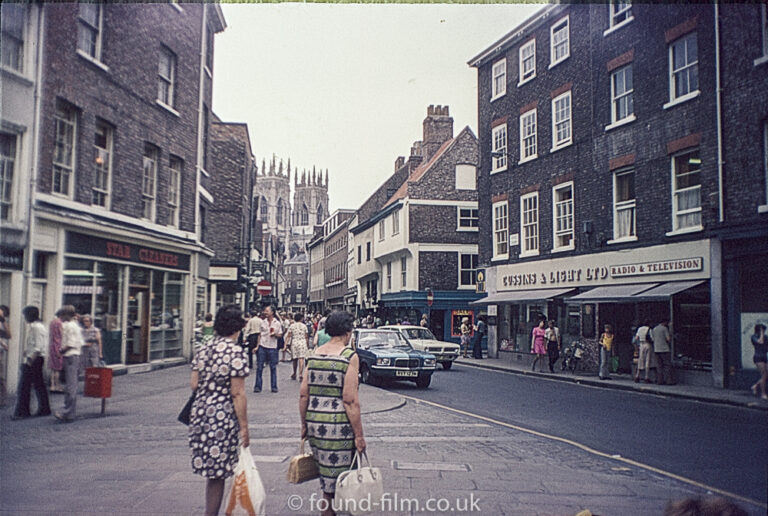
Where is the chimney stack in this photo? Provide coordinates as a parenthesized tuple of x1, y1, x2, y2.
(422, 104, 453, 160)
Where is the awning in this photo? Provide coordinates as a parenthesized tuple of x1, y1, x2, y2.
(470, 288, 575, 305)
(631, 280, 706, 301)
(566, 283, 659, 303)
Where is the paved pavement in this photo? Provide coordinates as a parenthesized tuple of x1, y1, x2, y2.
(454, 356, 768, 411)
(1, 360, 763, 515)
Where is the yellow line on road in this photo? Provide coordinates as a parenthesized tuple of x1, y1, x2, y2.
(394, 392, 767, 511)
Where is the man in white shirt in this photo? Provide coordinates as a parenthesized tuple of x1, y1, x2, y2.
(254, 306, 282, 393)
(244, 310, 262, 369)
(55, 305, 84, 422)
(13, 306, 51, 419)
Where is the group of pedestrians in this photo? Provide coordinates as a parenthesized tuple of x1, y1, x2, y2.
(531, 319, 562, 373)
(460, 316, 487, 359)
(187, 306, 365, 516)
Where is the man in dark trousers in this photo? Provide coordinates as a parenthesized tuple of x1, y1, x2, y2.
(13, 306, 51, 419)
(545, 319, 561, 373)
(472, 316, 486, 359)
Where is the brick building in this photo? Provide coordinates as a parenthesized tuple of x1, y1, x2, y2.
(282, 252, 309, 313)
(470, 3, 767, 388)
(322, 210, 355, 310)
(7, 3, 226, 375)
(208, 116, 255, 310)
(349, 105, 481, 343)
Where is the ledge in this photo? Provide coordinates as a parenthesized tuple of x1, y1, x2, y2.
(607, 236, 638, 245)
(605, 114, 636, 132)
(666, 225, 703, 237)
(490, 165, 508, 175)
(0, 66, 33, 86)
(547, 55, 569, 70)
(490, 91, 506, 103)
(551, 245, 575, 254)
(517, 75, 535, 88)
(663, 90, 700, 110)
(76, 50, 109, 73)
(518, 155, 538, 165)
(549, 140, 573, 153)
(758, 204, 768, 214)
(603, 16, 634, 37)
(754, 55, 768, 67)
(155, 100, 181, 117)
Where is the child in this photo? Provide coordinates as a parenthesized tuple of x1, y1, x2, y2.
(599, 324, 614, 380)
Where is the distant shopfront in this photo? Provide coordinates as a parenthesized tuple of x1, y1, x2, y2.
(477, 240, 720, 384)
(63, 232, 191, 365)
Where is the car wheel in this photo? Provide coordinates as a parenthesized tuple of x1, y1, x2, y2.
(441, 361, 453, 370)
(415, 375, 431, 388)
(360, 365, 371, 385)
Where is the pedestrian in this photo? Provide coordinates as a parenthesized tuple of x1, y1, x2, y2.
(460, 317, 472, 358)
(54, 305, 85, 422)
(749, 323, 768, 400)
(420, 314, 428, 328)
(188, 304, 250, 516)
(201, 313, 215, 346)
(243, 310, 262, 369)
(545, 320, 561, 372)
(633, 320, 656, 384)
(12, 306, 51, 419)
(664, 496, 748, 516)
(80, 315, 103, 369)
(48, 309, 64, 393)
(253, 305, 282, 393)
(530, 319, 547, 372)
(0, 305, 10, 407)
(280, 312, 292, 362)
(300, 311, 366, 516)
(472, 316, 486, 359)
(651, 318, 674, 385)
(598, 324, 614, 380)
(286, 313, 309, 381)
(313, 325, 331, 348)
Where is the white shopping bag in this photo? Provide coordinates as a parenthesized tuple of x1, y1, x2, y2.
(225, 446, 266, 516)
(335, 451, 383, 516)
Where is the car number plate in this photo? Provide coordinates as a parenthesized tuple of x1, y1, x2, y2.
(395, 371, 418, 377)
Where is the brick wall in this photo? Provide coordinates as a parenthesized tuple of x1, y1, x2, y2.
(419, 251, 458, 290)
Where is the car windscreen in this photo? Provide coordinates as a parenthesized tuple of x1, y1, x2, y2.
(404, 328, 436, 340)
(358, 332, 411, 349)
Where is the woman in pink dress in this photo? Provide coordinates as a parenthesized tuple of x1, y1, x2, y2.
(531, 319, 547, 372)
(48, 312, 64, 392)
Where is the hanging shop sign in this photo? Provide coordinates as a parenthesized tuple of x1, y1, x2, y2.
(67, 232, 190, 271)
(496, 240, 710, 291)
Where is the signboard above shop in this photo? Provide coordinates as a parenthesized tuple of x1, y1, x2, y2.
(66, 232, 190, 271)
(495, 239, 711, 292)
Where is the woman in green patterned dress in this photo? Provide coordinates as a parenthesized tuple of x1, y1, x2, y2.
(300, 311, 366, 516)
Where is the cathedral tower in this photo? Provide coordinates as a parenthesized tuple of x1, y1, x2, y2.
(291, 166, 329, 257)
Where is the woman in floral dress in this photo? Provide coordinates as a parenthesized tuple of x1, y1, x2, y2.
(286, 313, 309, 381)
(188, 305, 249, 516)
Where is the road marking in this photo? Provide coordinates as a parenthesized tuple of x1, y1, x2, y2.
(394, 392, 767, 511)
(392, 461, 471, 472)
(251, 455, 288, 463)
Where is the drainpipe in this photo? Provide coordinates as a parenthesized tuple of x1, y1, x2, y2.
(714, 2, 724, 223)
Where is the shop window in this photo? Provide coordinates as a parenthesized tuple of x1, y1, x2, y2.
(582, 304, 596, 338)
(150, 270, 184, 360)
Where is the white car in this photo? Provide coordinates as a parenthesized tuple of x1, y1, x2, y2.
(379, 325, 460, 370)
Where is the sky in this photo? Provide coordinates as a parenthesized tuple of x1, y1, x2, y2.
(212, 2, 545, 212)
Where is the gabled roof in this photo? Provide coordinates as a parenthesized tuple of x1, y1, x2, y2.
(383, 125, 476, 209)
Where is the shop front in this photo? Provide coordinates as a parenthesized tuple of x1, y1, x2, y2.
(478, 239, 721, 385)
(63, 232, 191, 365)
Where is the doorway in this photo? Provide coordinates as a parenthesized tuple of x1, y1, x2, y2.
(126, 287, 149, 364)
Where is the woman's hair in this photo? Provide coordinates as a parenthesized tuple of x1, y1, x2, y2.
(324, 311, 354, 337)
(755, 324, 766, 333)
(605, 324, 613, 332)
(294, 312, 304, 322)
(22, 306, 40, 322)
(643, 320, 651, 328)
(56, 305, 76, 321)
(204, 313, 213, 322)
(213, 304, 245, 337)
(0, 305, 9, 317)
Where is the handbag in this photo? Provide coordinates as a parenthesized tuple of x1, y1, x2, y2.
(286, 439, 319, 483)
(178, 391, 195, 425)
(225, 446, 266, 516)
(335, 451, 383, 516)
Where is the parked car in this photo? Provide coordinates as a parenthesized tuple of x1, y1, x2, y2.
(379, 325, 460, 369)
(350, 329, 437, 388)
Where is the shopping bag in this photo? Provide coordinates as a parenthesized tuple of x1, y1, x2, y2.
(224, 446, 266, 516)
(335, 451, 383, 516)
(286, 439, 319, 483)
(177, 391, 195, 425)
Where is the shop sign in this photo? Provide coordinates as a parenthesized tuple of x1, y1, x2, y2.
(0, 246, 24, 270)
(496, 240, 710, 291)
(67, 232, 190, 271)
(209, 266, 238, 281)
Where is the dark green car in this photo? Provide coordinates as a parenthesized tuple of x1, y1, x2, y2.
(351, 329, 437, 388)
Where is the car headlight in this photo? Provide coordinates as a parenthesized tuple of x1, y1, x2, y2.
(376, 358, 390, 366)
(424, 358, 436, 367)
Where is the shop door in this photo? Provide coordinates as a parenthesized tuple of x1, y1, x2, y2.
(127, 287, 149, 363)
(599, 304, 635, 374)
(430, 310, 445, 340)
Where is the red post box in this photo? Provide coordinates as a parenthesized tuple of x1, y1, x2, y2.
(84, 367, 112, 415)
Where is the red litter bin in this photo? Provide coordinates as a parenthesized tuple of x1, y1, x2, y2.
(84, 367, 112, 415)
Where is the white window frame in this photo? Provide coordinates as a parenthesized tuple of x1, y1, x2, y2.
(552, 182, 575, 252)
(519, 108, 538, 164)
(378, 220, 385, 241)
(457, 207, 479, 231)
(666, 33, 699, 107)
(492, 200, 509, 260)
(459, 253, 479, 288)
(92, 119, 113, 209)
(157, 46, 176, 109)
(167, 156, 182, 228)
(77, 3, 103, 63)
(549, 15, 570, 69)
(491, 58, 506, 100)
(608, 65, 635, 128)
(141, 144, 158, 222)
(605, 1, 634, 35)
(386, 261, 392, 290)
(491, 124, 507, 173)
(610, 168, 637, 242)
(0, 132, 17, 221)
(518, 39, 536, 86)
(520, 192, 539, 257)
(551, 91, 572, 151)
(400, 256, 407, 288)
(756, 5, 768, 66)
(669, 150, 703, 233)
(53, 101, 77, 198)
(1, 3, 25, 73)
(392, 210, 399, 236)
